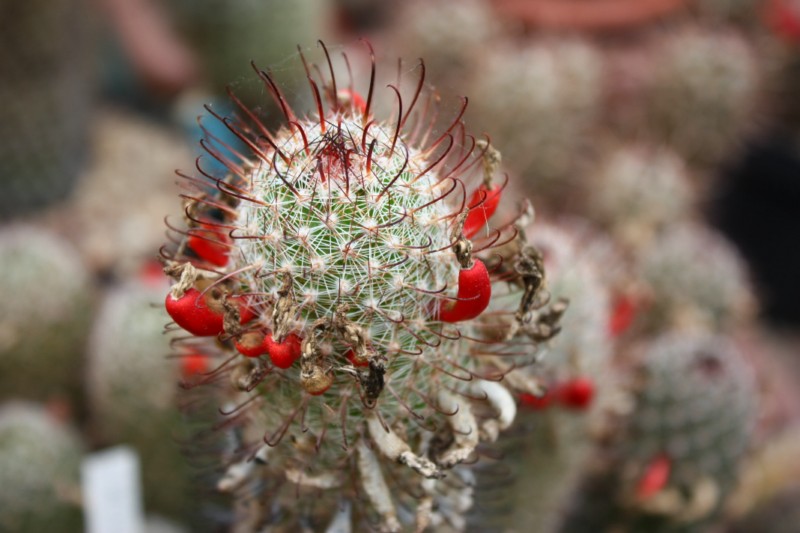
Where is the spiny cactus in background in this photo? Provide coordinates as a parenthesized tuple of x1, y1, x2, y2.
(161, 43, 562, 531)
(165, 0, 332, 113)
(388, 0, 503, 93)
(87, 268, 196, 521)
(644, 29, 759, 167)
(470, 221, 614, 532)
(634, 223, 754, 334)
(0, 226, 92, 403)
(468, 39, 603, 204)
(0, 402, 83, 532)
(0, 0, 93, 219)
(557, 332, 757, 533)
(587, 144, 693, 251)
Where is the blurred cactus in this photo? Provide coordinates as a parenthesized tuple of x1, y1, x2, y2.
(165, 0, 332, 113)
(470, 221, 614, 532)
(469, 39, 604, 204)
(557, 332, 757, 533)
(159, 45, 563, 531)
(587, 144, 693, 251)
(634, 223, 754, 333)
(0, 0, 93, 219)
(0, 226, 92, 403)
(388, 0, 503, 92)
(87, 271, 195, 520)
(644, 29, 759, 167)
(0, 402, 83, 532)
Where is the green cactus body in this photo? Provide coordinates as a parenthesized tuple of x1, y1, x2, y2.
(468, 39, 603, 204)
(588, 144, 693, 251)
(645, 29, 758, 167)
(161, 46, 559, 531)
(87, 274, 196, 520)
(0, 402, 84, 532)
(557, 332, 757, 533)
(0, 226, 92, 403)
(635, 223, 754, 333)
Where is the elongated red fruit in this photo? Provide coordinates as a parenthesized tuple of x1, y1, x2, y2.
(345, 348, 369, 367)
(338, 88, 367, 115)
(265, 333, 303, 369)
(636, 454, 671, 500)
(463, 185, 502, 238)
(437, 259, 492, 323)
(165, 288, 225, 336)
(188, 222, 231, 267)
(519, 391, 553, 410)
(165, 289, 256, 336)
(235, 331, 268, 358)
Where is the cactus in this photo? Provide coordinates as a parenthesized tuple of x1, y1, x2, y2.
(0, 0, 93, 219)
(587, 144, 693, 251)
(87, 271, 196, 520)
(0, 226, 92, 403)
(0, 402, 83, 532)
(557, 332, 757, 533)
(469, 221, 614, 532)
(644, 29, 758, 167)
(165, 0, 332, 112)
(468, 39, 603, 204)
(388, 0, 503, 93)
(634, 223, 754, 333)
(160, 44, 562, 531)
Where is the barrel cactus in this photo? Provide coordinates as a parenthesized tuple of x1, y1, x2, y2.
(557, 332, 757, 533)
(0, 402, 84, 532)
(161, 44, 562, 531)
(0, 226, 92, 403)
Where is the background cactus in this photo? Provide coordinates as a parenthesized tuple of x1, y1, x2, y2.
(643, 29, 759, 168)
(0, 0, 93, 219)
(0, 402, 83, 532)
(586, 144, 693, 251)
(0, 225, 92, 404)
(161, 45, 559, 531)
(468, 39, 604, 205)
(86, 270, 196, 521)
(634, 223, 754, 333)
(556, 332, 757, 533)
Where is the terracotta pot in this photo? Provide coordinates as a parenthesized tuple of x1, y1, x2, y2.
(491, 0, 690, 31)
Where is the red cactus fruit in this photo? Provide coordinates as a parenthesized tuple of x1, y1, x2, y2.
(463, 184, 502, 238)
(235, 331, 268, 358)
(188, 222, 231, 267)
(437, 258, 492, 323)
(636, 453, 672, 500)
(557, 377, 595, 409)
(265, 333, 303, 369)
